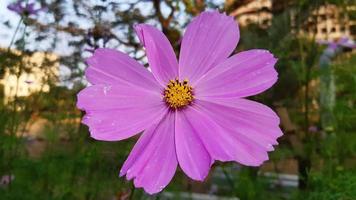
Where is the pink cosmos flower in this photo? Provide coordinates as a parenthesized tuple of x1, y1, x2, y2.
(77, 11, 283, 194)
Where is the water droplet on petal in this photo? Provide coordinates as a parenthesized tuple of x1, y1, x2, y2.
(103, 85, 111, 96)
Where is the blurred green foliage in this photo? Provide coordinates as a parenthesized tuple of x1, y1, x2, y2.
(0, 0, 356, 199)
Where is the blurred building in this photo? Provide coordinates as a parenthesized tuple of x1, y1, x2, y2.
(229, 0, 272, 28)
(229, 0, 355, 41)
(0, 50, 58, 104)
(301, 4, 355, 41)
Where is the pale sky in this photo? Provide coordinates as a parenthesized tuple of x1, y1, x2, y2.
(0, 0, 225, 87)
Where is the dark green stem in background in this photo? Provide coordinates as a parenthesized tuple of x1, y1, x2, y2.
(129, 183, 136, 200)
(222, 166, 235, 192)
(7, 15, 29, 190)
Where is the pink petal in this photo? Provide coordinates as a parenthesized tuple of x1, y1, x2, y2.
(192, 99, 283, 165)
(85, 48, 161, 91)
(120, 112, 177, 194)
(135, 24, 178, 86)
(77, 84, 167, 141)
(181, 101, 277, 166)
(194, 49, 278, 98)
(179, 11, 240, 84)
(196, 98, 282, 148)
(175, 111, 212, 181)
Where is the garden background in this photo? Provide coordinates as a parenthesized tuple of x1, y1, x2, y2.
(0, 0, 355, 199)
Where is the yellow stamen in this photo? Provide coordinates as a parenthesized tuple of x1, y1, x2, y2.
(164, 78, 194, 109)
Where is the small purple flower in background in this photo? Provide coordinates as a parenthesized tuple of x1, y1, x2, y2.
(0, 174, 15, 187)
(25, 80, 33, 84)
(7, 1, 45, 16)
(77, 11, 282, 194)
(318, 37, 356, 52)
(308, 126, 319, 133)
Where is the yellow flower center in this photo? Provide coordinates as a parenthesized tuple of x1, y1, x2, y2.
(164, 79, 194, 109)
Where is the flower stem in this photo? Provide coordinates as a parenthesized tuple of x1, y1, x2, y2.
(7, 20, 28, 190)
(8, 18, 23, 51)
(129, 183, 135, 200)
